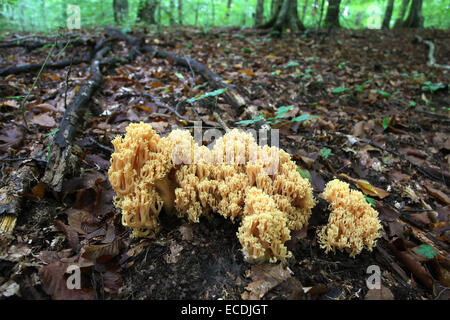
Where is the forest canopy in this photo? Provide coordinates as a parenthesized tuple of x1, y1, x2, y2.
(0, 0, 449, 33)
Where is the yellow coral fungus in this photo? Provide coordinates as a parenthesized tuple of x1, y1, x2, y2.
(238, 188, 292, 263)
(318, 179, 382, 258)
(108, 122, 316, 263)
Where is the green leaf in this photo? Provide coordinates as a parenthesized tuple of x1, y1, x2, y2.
(271, 70, 281, 75)
(382, 117, 390, 130)
(274, 105, 294, 119)
(187, 88, 228, 103)
(416, 244, 437, 259)
(175, 72, 184, 79)
(236, 114, 265, 125)
(291, 114, 318, 123)
(377, 90, 391, 98)
(319, 147, 333, 159)
(332, 86, 350, 94)
(296, 167, 311, 181)
(283, 61, 300, 68)
(364, 195, 376, 207)
(409, 100, 416, 107)
(355, 80, 371, 92)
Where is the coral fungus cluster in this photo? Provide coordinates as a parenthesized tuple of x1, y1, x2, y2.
(108, 122, 315, 263)
(318, 179, 382, 258)
(109, 122, 382, 262)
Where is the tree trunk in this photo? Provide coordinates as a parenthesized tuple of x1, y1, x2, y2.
(355, 11, 362, 26)
(195, 2, 199, 26)
(382, 0, 395, 29)
(226, 0, 232, 24)
(273, 0, 304, 34)
(324, 0, 341, 28)
(40, 0, 47, 31)
(178, 0, 183, 25)
(301, 0, 308, 21)
(401, 0, 422, 28)
(169, 0, 175, 25)
(394, 0, 409, 28)
(211, 0, 216, 26)
(241, 0, 248, 25)
(113, 0, 129, 25)
(258, 0, 303, 36)
(255, 0, 264, 26)
(137, 0, 158, 25)
(318, 0, 325, 28)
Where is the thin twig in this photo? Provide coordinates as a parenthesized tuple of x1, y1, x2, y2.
(213, 112, 230, 132)
(20, 40, 57, 128)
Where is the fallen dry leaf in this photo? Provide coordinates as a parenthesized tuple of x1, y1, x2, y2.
(31, 113, 56, 128)
(364, 285, 394, 300)
(41, 262, 94, 300)
(242, 264, 292, 300)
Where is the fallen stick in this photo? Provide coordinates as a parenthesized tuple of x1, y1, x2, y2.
(43, 44, 111, 192)
(105, 28, 246, 111)
(43, 35, 144, 192)
(142, 45, 246, 111)
(0, 38, 106, 77)
(415, 35, 450, 70)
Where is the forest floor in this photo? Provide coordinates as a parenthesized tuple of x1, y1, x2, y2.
(0, 27, 449, 300)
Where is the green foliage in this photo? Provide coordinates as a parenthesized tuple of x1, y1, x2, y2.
(0, 0, 449, 32)
(291, 113, 318, 123)
(364, 195, 376, 207)
(416, 244, 437, 259)
(296, 167, 311, 181)
(187, 88, 227, 103)
(421, 81, 446, 93)
(319, 147, 333, 159)
(382, 117, 390, 130)
(235, 114, 265, 125)
(332, 86, 350, 94)
(377, 90, 391, 99)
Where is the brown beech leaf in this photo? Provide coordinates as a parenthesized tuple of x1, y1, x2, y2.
(242, 264, 292, 300)
(31, 113, 56, 128)
(80, 239, 122, 263)
(41, 262, 94, 300)
(66, 208, 101, 235)
(424, 185, 450, 206)
(0, 126, 24, 152)
(364, 285, 394, 300)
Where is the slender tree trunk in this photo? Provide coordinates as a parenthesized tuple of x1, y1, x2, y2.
(355, 11, 362, 26)
(242, 0, 248, 25)
(168, 0, 175, 25)
(113, 0, 129, 25)
(157, 1, 161, 27)
(401, 0, 422, 28)
(301, 0, 308, 21)
(195, 1, 199, 26)
(138, 0, 158, 25)
(211, 0, 216, 26)
(324, 0, 341, 28)
(382, 0, 395, 29)
(40, 0, 47, 31)
(394, 0, 409, 28)
(255, 0, 265, 26)
(178, 0, 183, 25)
(19, 3, 25, 31)
(226, 0, 233, 23)
(318, 0, 325, 28)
